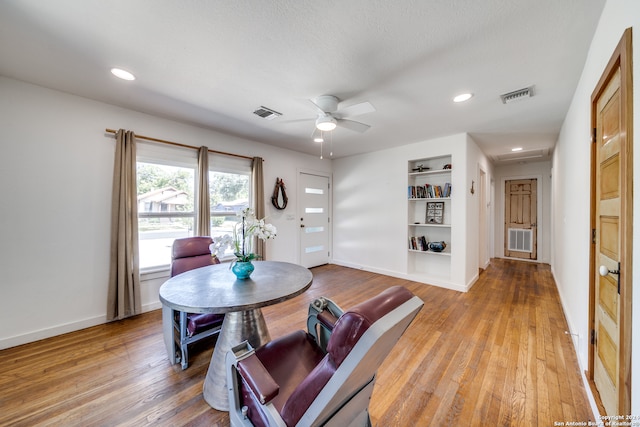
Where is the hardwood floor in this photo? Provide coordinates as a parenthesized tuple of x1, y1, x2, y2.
(0, 259, 594, 426)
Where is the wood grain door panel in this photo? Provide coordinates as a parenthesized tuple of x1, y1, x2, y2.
(504, 179, 537, 259)
(588, 30, 635, 415)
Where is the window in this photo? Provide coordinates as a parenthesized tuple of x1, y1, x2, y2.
(208, 156, 252, 260)
(136, 141, 252, 270)
(209, 170, 249, 249)
(137, 162, 196, 270)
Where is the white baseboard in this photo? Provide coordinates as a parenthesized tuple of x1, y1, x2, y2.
(465, 272, 479, 291)
(550, 265, 601, 421)
(143, 301, 162, 312)
(0, 314, 106, 350)
(330, 259, 472, 292)
(0, 302, 162, 351)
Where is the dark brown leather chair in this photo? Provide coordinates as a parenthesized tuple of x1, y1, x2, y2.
(162, 236, 224, 370)
(226, 286, 423, 426)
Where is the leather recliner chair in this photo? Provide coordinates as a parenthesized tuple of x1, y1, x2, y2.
(226, 286, 423, 426)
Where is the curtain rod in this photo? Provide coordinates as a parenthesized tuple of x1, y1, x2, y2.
(105, 128, 256, 161)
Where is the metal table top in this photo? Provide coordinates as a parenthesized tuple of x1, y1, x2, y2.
(159, 260, 313, 314)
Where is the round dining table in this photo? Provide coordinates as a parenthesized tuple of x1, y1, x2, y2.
(159, 260, 313, 411)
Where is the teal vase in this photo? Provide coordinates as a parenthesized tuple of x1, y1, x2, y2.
(232, 261, 254, 279)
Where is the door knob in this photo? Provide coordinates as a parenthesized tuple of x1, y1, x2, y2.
(599, 265, 620, 276)
(300, 224, 305, 228)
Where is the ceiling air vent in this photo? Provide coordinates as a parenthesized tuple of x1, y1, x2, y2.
(500, 86, 534, 104)
(253, 106, 282, 120)
(495, 148, 547, 162)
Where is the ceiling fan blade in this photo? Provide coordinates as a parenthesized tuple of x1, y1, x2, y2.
(279, 118, 315, 124)
(309, 98, 325, 113)
(336, 118, 370, 133)
(337, 101, 375, 119)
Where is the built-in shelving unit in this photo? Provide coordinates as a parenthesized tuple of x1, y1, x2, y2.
(407, 155, 453, 283)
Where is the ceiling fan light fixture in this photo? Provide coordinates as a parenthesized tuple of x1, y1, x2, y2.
(316, 115, 337, 132)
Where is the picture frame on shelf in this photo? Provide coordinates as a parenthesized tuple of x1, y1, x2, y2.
(426, 201, 444, 224)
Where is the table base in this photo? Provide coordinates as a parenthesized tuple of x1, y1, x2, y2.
(203, 308, 271, 411)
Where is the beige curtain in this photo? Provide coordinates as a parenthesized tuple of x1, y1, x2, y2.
(196, 146, 210, 236)
(252, 157, 265, 259)
(107, 129, 141, 321)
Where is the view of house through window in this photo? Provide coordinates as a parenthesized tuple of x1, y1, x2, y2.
(137, 162, 195, 270)
(136, 160, 251, 270)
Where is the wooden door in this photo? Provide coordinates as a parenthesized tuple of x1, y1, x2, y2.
(504, 179, 537, 260)
(589, 28, 632, 416)
(299, 172, 330, 267)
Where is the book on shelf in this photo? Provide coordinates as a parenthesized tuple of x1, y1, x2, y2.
(443, 182, 451, 197)
(409, 235, 429, 251)
(408, 183, 452, 199)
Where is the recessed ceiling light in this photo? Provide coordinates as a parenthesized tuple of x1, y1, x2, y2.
(111, 68, 135, 81)
(511, 147, 523, 152)
(453, 93, 473, 103)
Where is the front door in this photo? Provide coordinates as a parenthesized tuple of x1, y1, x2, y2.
(504, 178, 537, 260)
(299, 172, 330, 268)
(590, 28, 632, 416)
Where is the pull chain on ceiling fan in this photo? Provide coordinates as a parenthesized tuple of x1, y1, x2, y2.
(317, 128, 334, 160)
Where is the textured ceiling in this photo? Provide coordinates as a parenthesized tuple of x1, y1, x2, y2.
(0, 0, 605, 161)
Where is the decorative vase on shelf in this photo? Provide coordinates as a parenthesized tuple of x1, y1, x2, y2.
(429, 241, 447, 252)
(231, 260, 255, 280)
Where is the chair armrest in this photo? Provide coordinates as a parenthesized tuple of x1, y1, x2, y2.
(317, 310, 339, 330)
(307, 297, 344, 352)
(238, 353, 280, 405)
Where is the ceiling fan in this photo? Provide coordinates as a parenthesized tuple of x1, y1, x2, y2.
(309, 95, 375, 133)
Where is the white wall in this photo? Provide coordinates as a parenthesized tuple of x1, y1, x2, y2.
(332, 133, 492, 291)
(493, 160, 552, 263)
(466, 135, 494, 280)
(0, 76, 330, 349)
(552, 0, 639, 415)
